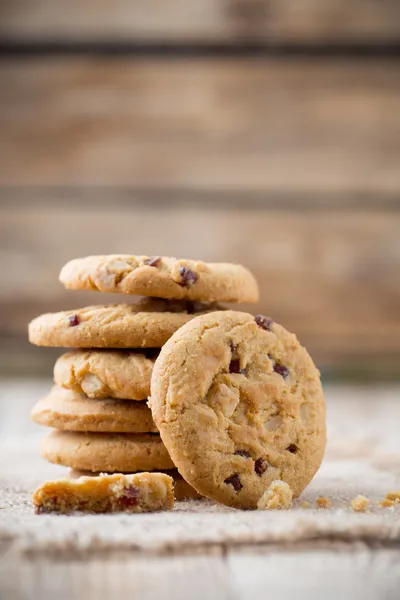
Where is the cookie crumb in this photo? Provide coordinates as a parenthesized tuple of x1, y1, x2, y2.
(351, 495, 370, 512)
(380, 499, 392, 508)
(380, 491, 400, 508)
(385, 491, 400, 502)
(257, 480, 293, 510)
(300, 500, 310, 508)
(316, 496, 331, 509)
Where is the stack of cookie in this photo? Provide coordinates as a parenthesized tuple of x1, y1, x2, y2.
(29, 254, 259, 500)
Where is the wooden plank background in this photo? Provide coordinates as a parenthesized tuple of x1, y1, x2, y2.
(1, 197, 399, 375)
(0, 60, 399, 191)
(0, 3, 399, 377)
(1, 0, 400, 44)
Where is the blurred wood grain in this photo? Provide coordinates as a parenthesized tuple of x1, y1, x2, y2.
(1, 0, 399, 44)
(0, 59, 399, 192)
(1, 198, 399, 373)
(0, 3, 399, 377)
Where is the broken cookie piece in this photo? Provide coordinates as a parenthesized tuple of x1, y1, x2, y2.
(257, 480, 293, 510)
(33, 472, 174, 514)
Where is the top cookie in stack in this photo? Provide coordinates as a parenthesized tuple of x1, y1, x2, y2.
(28, 255, 259, 487)
(58, 255, 259, 302)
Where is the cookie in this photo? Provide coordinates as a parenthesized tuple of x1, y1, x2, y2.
(150, 311, 326, 509)
(257, 480, 293, 510)
(60, 255, 259, 303)
(33, 472, 174, 514)
(41, 431, 174, 472)
(31, 386, 157, 433)
(54, 350, 155, 400)
(29, 298, 223, 349)
(69, 469, 203, 501)
(172, 471, 203, 501)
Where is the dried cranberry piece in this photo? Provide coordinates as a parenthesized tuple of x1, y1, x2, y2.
(255, 315, 273, 331)
(273, 364, 289, 379)
(229, 359, 246, 375)
(224, 473, 243, 492)
(144, 256, 162, 268)
(234, 450, 250, 458)
(68, 314, 80, 327)
(254, 458, 268, 476)
(178, 267, 198, 287)
(286, 444, 297, 454)
(119, 485, 140, 508)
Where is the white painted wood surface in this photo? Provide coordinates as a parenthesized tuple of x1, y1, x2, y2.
(1, 380, 400, 600)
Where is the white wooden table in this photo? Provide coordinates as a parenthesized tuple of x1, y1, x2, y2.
(1, 380, 400, 600)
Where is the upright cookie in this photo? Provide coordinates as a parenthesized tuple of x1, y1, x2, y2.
(31, 386, 157, 433)
(42, 431, 174, 472)
(33, 472, 174, 514)
(29, 298, 223, 349)
(54, 350, 155, 400)
(60, 255, 259, 303)
(150, 311, 326, 509)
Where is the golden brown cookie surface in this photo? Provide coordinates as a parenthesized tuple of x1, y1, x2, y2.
(54, 350, 155, 400)
(60, 255, 259, 303)
(33, 472, 174, 514)
(29, 298, 223, 349)
(69, 469, 203, 501)
(31, 386, 157, 433)
(150, 311, 326, 509)
(41, 431, 174, 472)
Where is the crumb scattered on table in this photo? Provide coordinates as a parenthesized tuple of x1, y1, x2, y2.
(316, 496, 331, 509)
(299, 500, 310, 508)
(385, 491, 400, 502)
(351, 495, 370, 512)
(380, 491, 400, 508)
(257, 480, 293, 510)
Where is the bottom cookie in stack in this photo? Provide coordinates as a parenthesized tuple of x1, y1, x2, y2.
(31, 386, 202, 501)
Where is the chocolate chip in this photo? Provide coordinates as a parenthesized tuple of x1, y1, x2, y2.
(234, 450, 250, 458)
(224, 473, 243, 492)
(144, 256, 162, 268)
(119, 485, 140, 507)
(178, 267, 198, 287)
(68, 314, 80, 327)
(254, 458, 268, 476)
(255, 315, 273, 331)
(286, 444, 297, 454)
(273, 364, 290, 379)
(229, 359, 246, 375)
